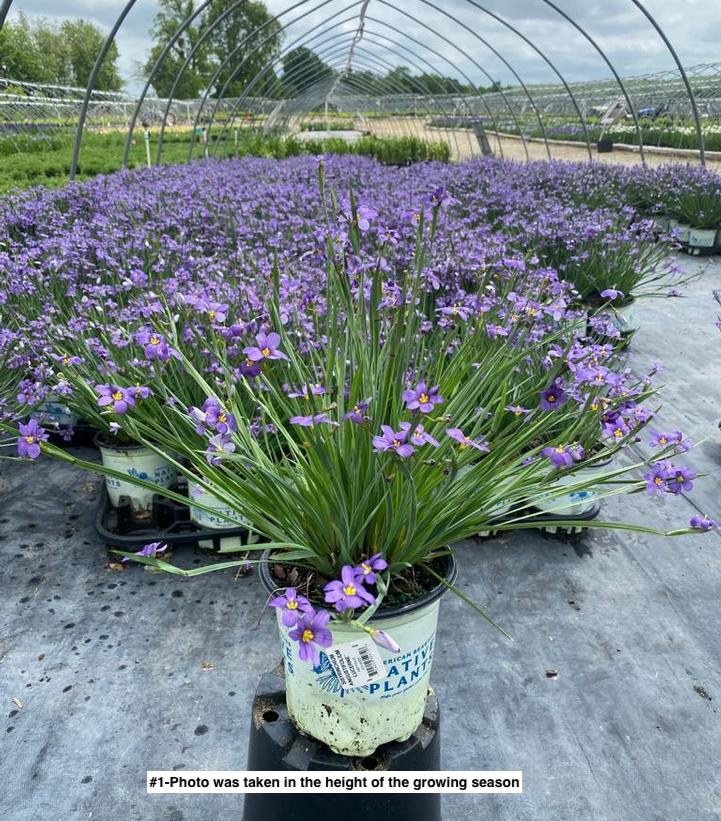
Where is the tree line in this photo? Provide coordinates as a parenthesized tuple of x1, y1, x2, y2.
(0, 1, 500, 99)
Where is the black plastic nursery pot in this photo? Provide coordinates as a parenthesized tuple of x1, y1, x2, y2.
(260, 548, 457, 758)
(596, 139, 614, 153)
(243, 665, 441, 821)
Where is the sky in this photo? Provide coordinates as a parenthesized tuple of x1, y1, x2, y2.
(4, 0, 719, 94)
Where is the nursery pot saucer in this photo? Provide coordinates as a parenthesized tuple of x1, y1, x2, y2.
(259, 549, 457, 757)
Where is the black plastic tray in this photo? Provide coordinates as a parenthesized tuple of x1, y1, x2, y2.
(95, 482, 257, 553)
(529, 500, 602, 536)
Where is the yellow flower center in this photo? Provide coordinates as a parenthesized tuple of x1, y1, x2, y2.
(112, 391, 123, 401)
(614, 429, 623, 438)
(655, 477, 663, 485)
(245, 358, 254, 367)
(393, 439, 401, 448)
(63, 356, 70, 365)
(659, 436, 667, 444)
(150, 336, 160, 345)
(218, 413, 227, 423)
(547, 395, 556, 403)
(26, 436, 35, 444)
(419, 393, 429, 404)
(286, 600, 298, 610)
(343, 584, 357, 596)
(208, 310, 216, 319)
(459, 441, 468, 449)
(555, 446, 565, 454)
(261, 347, 271, 357)
(361, 563, 371, 575)
(528, 308, 536, 316)
(302, 629, 314, 643)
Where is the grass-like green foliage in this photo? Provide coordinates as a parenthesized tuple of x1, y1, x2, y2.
(0, 129, 450, 195)
(32, 179, 668, 590)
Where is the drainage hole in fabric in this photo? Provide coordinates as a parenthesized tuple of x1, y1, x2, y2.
(359, 756, 380, 770)
(262, 710, 279, 723)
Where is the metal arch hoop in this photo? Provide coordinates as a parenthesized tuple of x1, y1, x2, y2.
(209, 29, 480, 160)
(206, 5, 532, 162)
(0, 0, 704, 173)
(389, 0, 550, 159)
(0, 0, 13, 28)
(198, 12, 506, 160)
(457, 0, 594, 161)
(68, 0, 139, 180)
(122, 0, 217, 168)
(630, 0, 705, 165)
(538, 0, 646, 166)
(186, 1, 366, 162)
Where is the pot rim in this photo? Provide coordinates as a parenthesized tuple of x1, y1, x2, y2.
(94, 432, 149, 451)
(259, 548, 457, 622)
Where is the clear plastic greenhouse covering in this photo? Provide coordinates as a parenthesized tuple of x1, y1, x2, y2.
(0, 0, 714, 173)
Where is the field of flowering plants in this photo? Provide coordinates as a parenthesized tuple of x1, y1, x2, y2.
(1, 151, 721, 817)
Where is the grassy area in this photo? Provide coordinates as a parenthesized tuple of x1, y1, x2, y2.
(0, 129, 451, 195)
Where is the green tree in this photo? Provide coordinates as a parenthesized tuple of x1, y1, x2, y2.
(0, 15, 50, 83)
(0, 14, 121, 90)
(200, 0, 281, 98)
(61, 19, 123, 91)
(281, 47, 333, 96)
(143, 0, 208, 98)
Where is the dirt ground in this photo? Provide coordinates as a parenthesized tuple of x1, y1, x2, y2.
(365, 116, 721, 170)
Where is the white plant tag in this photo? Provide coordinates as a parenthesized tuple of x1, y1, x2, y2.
(326, 639, 386, 689)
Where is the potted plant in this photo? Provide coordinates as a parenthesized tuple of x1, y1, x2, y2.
(675, 184, 721, 255)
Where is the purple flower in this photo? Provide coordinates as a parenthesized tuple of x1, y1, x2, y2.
(649, 431, 675, 447)
(369, 628, 401, 653)
(402, 382, 444, 414)
(121, 541, 167, 563)
(342, 401, 369, 424)
(96, 384, 136, 414)
(372, 425, 415, 458)
(240, 358, 263, 377)
(289, 413, 338, 427)
(644, 461, 672, 496)
(205, 433, 235, 466)
(17, 419, 48, 460)
(406, 423, 440, 448)
(437, 304, 471, 320)
(354, 553, 388, 585)
(542, 444, 575, 469)
(446, 428, 489, 452)
(690, 514, 717, 531)
(425, 186, 454, 208)
(202, 398, 236, 434)
(269, 587, 313, 627)
(243, 331, 289, 362)
(505, 405, 531, 417)
(340, 197, 378, 231)
(324, 565, 376, 612)
(600, 288, 625, 300)
(603, 418, 630, 441)
(539, 385, 567, 411)
(135, 328, 171, 361)
(287, 384, 325, 399)
(668, 465, 696, 495)
(288, 608, 333, 666)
